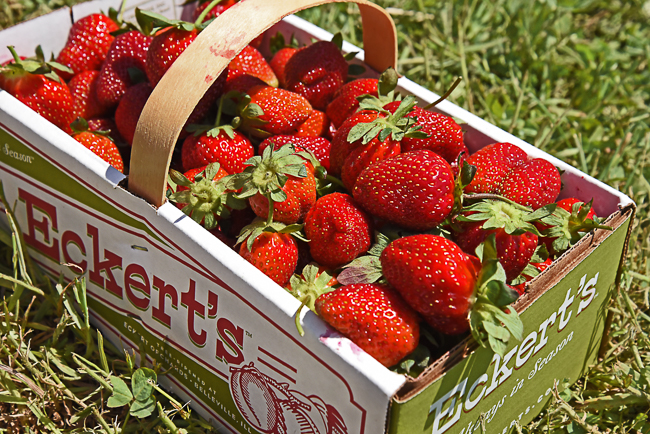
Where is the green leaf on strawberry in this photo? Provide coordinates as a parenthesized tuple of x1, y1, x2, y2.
(470, 233, 524, 356)
(286, 263, 337, 336)
(168, 163, 244, 230)
(337, 232, 390, 285)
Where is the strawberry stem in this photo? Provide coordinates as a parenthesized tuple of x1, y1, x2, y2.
(194, 0, 223, 26)
(422, 76, 462, 110)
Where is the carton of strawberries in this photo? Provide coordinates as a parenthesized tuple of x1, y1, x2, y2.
(0, 0, 620, 374)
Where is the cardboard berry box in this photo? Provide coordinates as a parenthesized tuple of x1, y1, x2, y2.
(0, 0, 635, 433)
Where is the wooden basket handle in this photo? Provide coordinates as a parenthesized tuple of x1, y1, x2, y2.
(128, 0, 397, 207)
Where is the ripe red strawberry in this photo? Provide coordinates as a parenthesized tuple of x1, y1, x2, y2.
(191, 0, 237, 21)
(455, 223, 538, 282)
(464, 142, 527, 195)
(381, 235, 479, 334)
(453, 200, 553, 281)
(70, 118, 124, 172)
(500, 158, 561, 209)
(223, 74, 267, 94)
(228, 144, 317, 225)
(56, 13, 119, 80)
(329, 94, 425, 187)
(384, 102, 466, 165)
(270, 46, 299, 88)
(72, 131, 124, 173)
(96, 30, 153, 108)
(341, 137, 401, 192)
(284, 40, 348, 110)
(248, 163, 316, 225)
(228, 45, 278, 88)
(536, 198, 610, 256)
(0, 48, 75, 133)
(304, 193, 373, 269)
(146, 27, 199, 85)
(239, 230, 299, 287)
(68, 70, 110, 119)
(353, 150, 456, 231)
(114, 81, 153, 146)
(238, 85, 312, 138)
(181, 128, 254, 174)
(258, 135, 331, 171)
(143, 12, 228, 138)
(295, 109, 330, 137)
(315, 283, 420, 367)
(326, 78, 378, 129)
(381, 234, 523, 355)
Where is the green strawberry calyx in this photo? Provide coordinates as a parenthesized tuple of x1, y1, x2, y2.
(469, 233, 524, 356)
(236, 218, 305, 252)
(354, 67, 400, 110)
(457, 199, 555, 236)
(346, 94, 428, 145)
(539, 199, 612, 255)
(286, 263, 337, 336)
(269, 32, 300, 55)
(167, 162, 245, 230)
(226, 143, 311, 225)
(1, 45, 72, 85)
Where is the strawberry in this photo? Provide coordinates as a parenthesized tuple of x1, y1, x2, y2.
(464, 142, 528, 195)
(453, 200, 554, 281)
(315, 283, 420, 367)
(95, 30, 153, 108)
(303, 193, 373, 269)
(71, 118, 124, 173)
(353, 150, 456, 231)
(0, 47, 75, 133)
(454, 221, 538, 283)
(284, 40, 348, 110)
(381, 234, 523, 355)
(326, 78, 378, 129)
(228, 45, 278, 88)
(258, 135, 331, 171)
(499, 158, 561, 209)
(68, 70, 110, 119)
(146, 26, 200, 85)
(295, 109, 330, 137)
(228, 144, 317, 225)
(142, 10, 228, 137)
(114, 81, 153, 146)
(181, 129, 253, 174)
(223, 74, 267, 94)
(56, 13, 119, 80)
(168, 162, 244, 230)
(329, 89, 425, 187)
(536, 198, 611, 256)
(237, 85, 312, 138)
(384, 102, 467, 165)
(191, 0, 237, 22)
(270, 46, 299, 88)
(180, 95, 254, 174)
(237, 220, 301, 287)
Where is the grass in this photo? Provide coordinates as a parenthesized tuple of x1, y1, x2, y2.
(1, 0, 650, 432)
